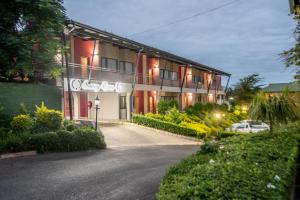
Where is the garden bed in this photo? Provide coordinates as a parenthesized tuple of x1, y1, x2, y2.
(157, 122, 300, 199)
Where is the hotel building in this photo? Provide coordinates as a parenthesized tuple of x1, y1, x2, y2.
(62, 20, 231, 121)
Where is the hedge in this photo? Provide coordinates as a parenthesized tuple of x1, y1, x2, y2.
(132, 114, 205, 138)
(0, 127, 106, 154)
(157, 122, 300, 199)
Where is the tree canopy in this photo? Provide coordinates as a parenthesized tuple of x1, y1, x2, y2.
(0, 0, 65, 80)
(227, 74, 263, 105)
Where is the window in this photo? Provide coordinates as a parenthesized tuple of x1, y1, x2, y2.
(171, 72, 178, 80)
(164, 70, 170, 79)
(119, 61, 134, 74)
(160, 69, 164, 79)
(160, 69, 177, 80)
(192, 75, 204, 84)
(125, 62, 134, 74)
(101, 57, 118, 71)
(161, 96, 176, 101)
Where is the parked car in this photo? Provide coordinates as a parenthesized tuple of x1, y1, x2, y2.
(226, 120, 270, 133)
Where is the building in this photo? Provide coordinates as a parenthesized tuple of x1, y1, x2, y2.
(262, 81, 300, 96)
(62, 20, 231, 121)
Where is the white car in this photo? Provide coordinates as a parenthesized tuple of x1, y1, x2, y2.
(226, 120, 270, 133)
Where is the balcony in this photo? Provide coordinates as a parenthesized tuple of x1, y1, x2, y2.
(64, 63, 223, 91)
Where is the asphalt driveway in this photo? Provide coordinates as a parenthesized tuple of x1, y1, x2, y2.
(0, 123, 200, 200)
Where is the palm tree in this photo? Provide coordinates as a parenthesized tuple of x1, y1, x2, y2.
(249, 92, 298, 133)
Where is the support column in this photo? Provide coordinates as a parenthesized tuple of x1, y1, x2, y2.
(126, 93, 131, 120)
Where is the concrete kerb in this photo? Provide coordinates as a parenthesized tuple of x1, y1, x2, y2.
(0, 151, 37, 160)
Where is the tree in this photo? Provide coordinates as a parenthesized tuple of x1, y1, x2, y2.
(249, 92, 298, 133)
(228, 74, 263, 105)
(0, 0, 65, 80)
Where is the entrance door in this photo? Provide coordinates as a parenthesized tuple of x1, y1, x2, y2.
(149, 96, 153, 113)
(79, 92, 88, 118)
(81, 57, 89, 79)
(148, 69, 153, 84)
(119, 95, 127, 120)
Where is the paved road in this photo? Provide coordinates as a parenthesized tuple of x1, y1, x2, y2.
(0, 123, 199, 200)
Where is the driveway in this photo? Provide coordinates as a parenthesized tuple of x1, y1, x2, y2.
(0, 123, 200, 200)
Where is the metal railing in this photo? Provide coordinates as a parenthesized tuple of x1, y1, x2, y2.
(63, 63, 223, 91)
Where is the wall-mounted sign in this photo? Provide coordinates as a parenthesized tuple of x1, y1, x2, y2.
(70, 79, 122, 92)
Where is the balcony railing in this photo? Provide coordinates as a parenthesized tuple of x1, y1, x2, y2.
(63, 63, 223, 91)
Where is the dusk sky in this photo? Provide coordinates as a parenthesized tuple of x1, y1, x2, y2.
(64, 0, 297, 86)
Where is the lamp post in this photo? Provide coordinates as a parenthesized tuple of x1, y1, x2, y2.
(94, 95, 100, 130)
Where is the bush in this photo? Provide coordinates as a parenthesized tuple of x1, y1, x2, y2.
(164, 107, 183, 124)
(216, 131, 243, 139)
(34, 102, 63, 132)
(132, 114, 204, 138)
(62, 119, 76, 131)
(30, 127, 106, 153)
(10, 114, 33, 132)
(157, 122, 300, 199)
(0, 133, 34, 153)
(157, 100, 178, 114)
(180, 121, 211, 136)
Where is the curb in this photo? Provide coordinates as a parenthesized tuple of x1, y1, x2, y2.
(123, 122, 203, 143)
(0, 151, 37, 160)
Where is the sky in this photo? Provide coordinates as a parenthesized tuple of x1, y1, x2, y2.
(64, 0, 298, 86)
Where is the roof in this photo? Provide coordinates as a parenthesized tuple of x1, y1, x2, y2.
(262, 81, 300, 93)
(65, 19, 231, 76)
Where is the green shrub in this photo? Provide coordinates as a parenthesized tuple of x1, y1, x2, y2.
(30, 127, 106, 153)
(62, 119, 76, 131)
(10, 114, 33, 132)
(157, 100, 178, 114)
(165, 107, 183, 124)
(200, 141, 219, 154)
(34, 102, 63, 132)
(180, 121, 211, 136)
(0, 127, 12, 140)
(157, 122, 300, 199)
(216, 131, 243, 139)
(132, 114, 204, 138)
(0, 133, 33, 153)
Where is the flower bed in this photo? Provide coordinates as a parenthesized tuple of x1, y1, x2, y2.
(132, 114, 205, 138)
(157, 122, 300, 199)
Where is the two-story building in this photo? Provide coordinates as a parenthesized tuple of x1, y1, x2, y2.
(62, 20, 231, 121)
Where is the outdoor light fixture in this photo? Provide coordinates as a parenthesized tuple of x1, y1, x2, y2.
(94, 95, 100, 130)
(215, 113, 221, 119)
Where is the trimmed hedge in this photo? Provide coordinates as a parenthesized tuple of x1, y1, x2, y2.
(0, 127, 106, 154)
(132, 114, 205, 138)
(157, 122, 300, 199)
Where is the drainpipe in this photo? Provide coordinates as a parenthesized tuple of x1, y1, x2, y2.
(88, 39, 97, 82)
(224, 75, 231, 93)
(130, 47, 143, 120)
(160, 59, 168, 90)
(179, 64, 188, 111)
(62, 24, 76, 120)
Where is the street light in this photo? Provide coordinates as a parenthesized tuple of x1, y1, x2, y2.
(94, 95, 100, 130)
